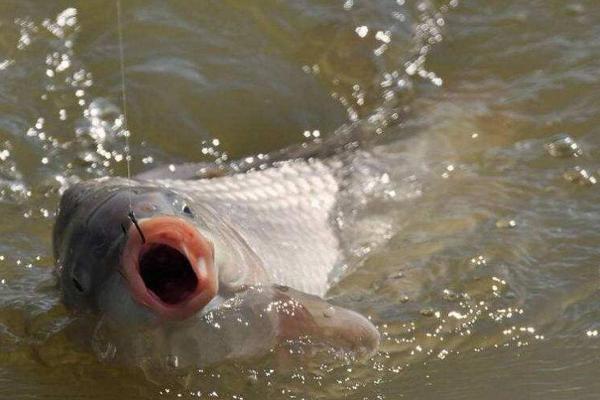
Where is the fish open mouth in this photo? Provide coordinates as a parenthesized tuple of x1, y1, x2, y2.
(139, 244, 198, 304)
(121, 216, 217, 320)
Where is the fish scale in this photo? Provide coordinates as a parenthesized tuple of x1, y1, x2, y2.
(156, 158, 340, 296)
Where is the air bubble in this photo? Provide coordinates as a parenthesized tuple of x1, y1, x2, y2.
(496, 219, 517, 229)
(545, 134, 582, 158)
(563, 167, 597, 186)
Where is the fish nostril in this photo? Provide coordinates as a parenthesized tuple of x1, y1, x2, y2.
(137, 202, 158, 213)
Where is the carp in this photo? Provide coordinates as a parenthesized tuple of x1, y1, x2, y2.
(53, 157, 379, 367)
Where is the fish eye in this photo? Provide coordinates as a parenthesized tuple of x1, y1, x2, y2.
(182, 204, 194, 217)
(72, 277, 84, 293)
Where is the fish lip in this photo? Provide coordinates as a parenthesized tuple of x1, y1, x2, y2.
(121, 216, 217, 321)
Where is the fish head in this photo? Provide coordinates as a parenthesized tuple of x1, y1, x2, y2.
(53, 179, 217, 324)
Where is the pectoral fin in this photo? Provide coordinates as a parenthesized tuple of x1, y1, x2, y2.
(120, 285, 379, 370)
(268, 285, 380, 357)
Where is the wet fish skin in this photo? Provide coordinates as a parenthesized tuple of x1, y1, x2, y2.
(53, 160, 380, 365)
(158, 159, 343, 296)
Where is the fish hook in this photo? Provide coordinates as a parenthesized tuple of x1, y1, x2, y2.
(122, 210, 146, 244)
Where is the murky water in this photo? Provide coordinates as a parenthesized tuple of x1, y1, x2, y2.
(1, 0, 598, 399)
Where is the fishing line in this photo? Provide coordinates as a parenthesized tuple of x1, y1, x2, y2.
(116, 0, 144, 242)
(116, 0, 131, 191)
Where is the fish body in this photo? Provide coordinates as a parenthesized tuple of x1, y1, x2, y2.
(156, 159, 340, 296)
(53, 158, 379, 366)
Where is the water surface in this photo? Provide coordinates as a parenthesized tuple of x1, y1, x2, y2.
(0, 1, 598, 399)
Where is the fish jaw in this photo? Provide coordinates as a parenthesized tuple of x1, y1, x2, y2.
(121, 216, 218, 321)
